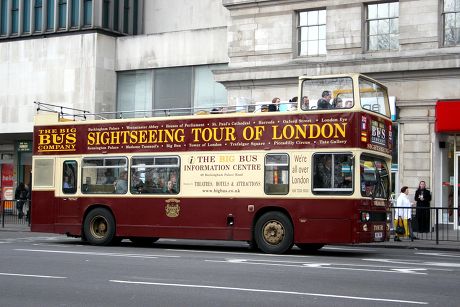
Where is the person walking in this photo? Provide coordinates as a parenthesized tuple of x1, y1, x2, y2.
(414, 180, 432, 233)
(394, 186, 417, 241)
(14, 182, 29, 219)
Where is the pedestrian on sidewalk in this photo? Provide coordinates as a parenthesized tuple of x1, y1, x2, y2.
(415, 180, 431, 233)
(394, 186, 418, 241)
(14, 182, 29, 219)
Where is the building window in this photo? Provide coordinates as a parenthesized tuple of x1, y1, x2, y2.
(0, 0, 7, 35)
(117, 65, 228, 118)
(70, 0, 79, 27)
(367, 2, 399, 51)
(133, 0, 138, 35)
(83, 0, 91, 26)
(34, 0, 43, 32)
(117, 70, 153, 118)
(23, 0, 31, 33)
(154, 67, 193, 114)
(123, 0, 129, 33)
(194, 65, 228, 111)
(102, 0, 109, 28)
(113, 0, 119, 31)
(443, 0, 460, 46)
(46, 0, 54, 31)
(12, 0, 19, 34)
(298, 9, 326, 56)
(58, 0, 67, 29)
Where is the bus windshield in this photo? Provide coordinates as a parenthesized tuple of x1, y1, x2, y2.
(301, 76, 390, 118)
(360, 155, 390, 199)
(301, 77, 354, 110)
(359, 77, 390, 118)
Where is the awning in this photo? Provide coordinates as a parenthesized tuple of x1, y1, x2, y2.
(436, 100, 460, 133)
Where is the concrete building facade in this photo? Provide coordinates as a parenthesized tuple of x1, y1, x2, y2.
(1, 0, 460, 227)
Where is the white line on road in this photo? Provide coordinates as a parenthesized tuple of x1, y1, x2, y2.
(416, 252, 460, 258)
(322, 246, 375, 252)
(0, 272, 66, 279)
(109, 279, 428, 305)
(166, 249, 312, 258)
(363, 258, 459, 269)
(205, 259, 427, 274)
(15, 249, 180, 259)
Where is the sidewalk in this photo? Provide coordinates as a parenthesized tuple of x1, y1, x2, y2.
(359, 236, 460, 252)
(0, 223, 31, 232)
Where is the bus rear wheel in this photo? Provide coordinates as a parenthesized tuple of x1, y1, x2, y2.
(254, 212, 293, 254)
(83, 208, 116, 246)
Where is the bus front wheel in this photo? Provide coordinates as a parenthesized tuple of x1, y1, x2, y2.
(83, 208, 116, 246)
(254, 212, 293, 254)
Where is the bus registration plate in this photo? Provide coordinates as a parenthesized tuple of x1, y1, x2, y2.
(374, 232, 383, 240)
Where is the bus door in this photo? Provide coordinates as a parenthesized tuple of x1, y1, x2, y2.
(57, 159, 80, 223)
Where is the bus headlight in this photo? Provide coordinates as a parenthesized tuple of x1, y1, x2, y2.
(361, 211, 370, 222)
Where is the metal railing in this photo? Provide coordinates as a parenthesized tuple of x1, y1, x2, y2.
(0, 200, 31, 228)
(389, 206, 459, 244)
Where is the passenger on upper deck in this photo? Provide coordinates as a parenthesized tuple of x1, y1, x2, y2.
(317, 91, 332, 109)
(333, 97, 343, 108)
(289, 97, 298, 111)
(268, 97, 280, 112)
(211, 107, 223, 114)
(301, 96, 309, 110)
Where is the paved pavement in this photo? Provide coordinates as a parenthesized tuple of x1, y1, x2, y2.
(1, 223, 460, 252)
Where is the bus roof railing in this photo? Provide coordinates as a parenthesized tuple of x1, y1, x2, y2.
(34, 101, 299, 121)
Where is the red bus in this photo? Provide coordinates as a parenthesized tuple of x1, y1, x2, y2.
(31, 73, 392, 253)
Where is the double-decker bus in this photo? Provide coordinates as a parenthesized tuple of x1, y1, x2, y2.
(31, 73, 392, 254)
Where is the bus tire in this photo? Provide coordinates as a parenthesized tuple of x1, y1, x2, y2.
(296, 243, 324, 252)
(254, 212, 293, 254)
(83, 208, 116, 246)
(129, 237, 159, 246)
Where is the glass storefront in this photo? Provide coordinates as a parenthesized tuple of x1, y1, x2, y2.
(442, 135, 459, 227)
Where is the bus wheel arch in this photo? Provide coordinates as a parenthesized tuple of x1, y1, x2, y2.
(253, 208, 294, 254)
(82, 205, 118, 246)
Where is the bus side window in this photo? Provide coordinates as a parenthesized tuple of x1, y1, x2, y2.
(131, 156, 180, 195)
(264, 154, 289, 195)
(313, 153, 353, 195)
(82, 157, 127, 194)
(63, 161, 77, 194)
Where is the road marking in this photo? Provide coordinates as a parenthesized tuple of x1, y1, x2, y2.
(15, 249, 180, 259)
(166, 249, 311, 258)
(205, 259, 428, 275)
(109, 280, 427, 305)
(0, 236, 65, 244)
(363, 258, 459, 269)
(0, 272, 66, 279)
(322, 246, 375, 252)
(416, 252, 460, 258)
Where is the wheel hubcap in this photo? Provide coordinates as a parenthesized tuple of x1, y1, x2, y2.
(90, 216, 108, 239)
(262, 220, 284, 245)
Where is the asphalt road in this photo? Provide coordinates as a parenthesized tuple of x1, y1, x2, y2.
(0, 232, 459, 307)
